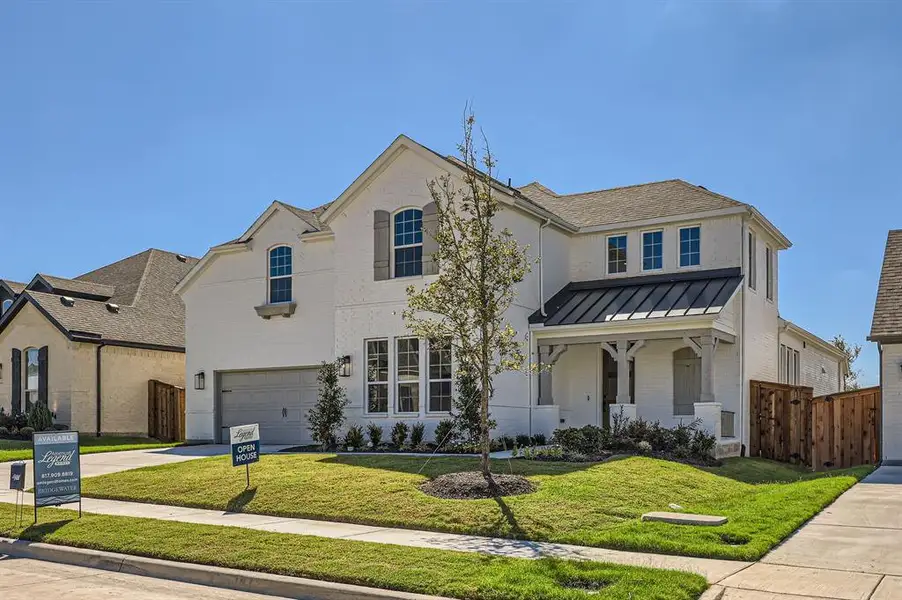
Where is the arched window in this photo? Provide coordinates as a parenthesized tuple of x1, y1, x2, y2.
(393, 208, 423, 277)
(1, 299, 11, 314)
(268, 246, 292, 303)
(24, 347, 40, 411)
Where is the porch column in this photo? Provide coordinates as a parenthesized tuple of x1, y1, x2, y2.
(616, 340, 630, 405)
(700, 334, 716, 404)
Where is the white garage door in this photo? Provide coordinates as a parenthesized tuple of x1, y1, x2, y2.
(220, 369, 319, 445)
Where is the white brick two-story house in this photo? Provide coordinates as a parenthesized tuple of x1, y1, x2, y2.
(176, 135, 844, 453)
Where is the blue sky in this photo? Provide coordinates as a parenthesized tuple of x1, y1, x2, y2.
(1, 2, 899, 384)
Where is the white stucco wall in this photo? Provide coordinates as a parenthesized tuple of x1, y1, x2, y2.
(569, 215, 742, 282)
(882, 343, 902, 462)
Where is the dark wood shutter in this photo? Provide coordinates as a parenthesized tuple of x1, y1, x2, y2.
(374, 210, 391, 281)
(422, 202, 439, 275)
(10, 348, 21, 414)
(38, 346, 49, 406)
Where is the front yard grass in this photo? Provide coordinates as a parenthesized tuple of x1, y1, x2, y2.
(0, 503, 707, 600)
(80, 453, 872, 561)
(0, 437, 181, 463)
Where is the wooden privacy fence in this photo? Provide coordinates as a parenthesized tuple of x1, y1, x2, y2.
(750, 380, 881, 470)
(148, 379, 186, 442)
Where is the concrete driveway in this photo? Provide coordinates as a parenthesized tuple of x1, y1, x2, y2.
(715, 466, 902, 599)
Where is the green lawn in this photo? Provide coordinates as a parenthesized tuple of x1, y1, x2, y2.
(0, 504, 706, 600)
(0, 437, 181, 463)
(81, 454, 872, 561)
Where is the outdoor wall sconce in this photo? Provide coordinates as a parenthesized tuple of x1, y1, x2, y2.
(339, 355, 352, 378)
(194, 371, 206, 390)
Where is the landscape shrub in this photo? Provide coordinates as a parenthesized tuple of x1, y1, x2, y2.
(432, 419, 456, 448)
(551, 418, 717, 462)
(452, 370, 494, 444)
(0, 426, 8, 437)
(26, 404, 54, 432)
(308, 360, 349, 450)
(19, 427, 35, 439)
(532, 433, 547, 446)
(366, 423, 383, 448)
(410, 422, 426, 447)
(390, 422, 409, 448)
(515, 433, 532, 448)
(343, 425, 365, 450)
(490, 434, 515, 452)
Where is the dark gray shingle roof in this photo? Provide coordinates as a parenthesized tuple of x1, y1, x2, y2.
(517, 179, 745, 228)
(870, 230, 902, 340)
(37, 274, 115, 299)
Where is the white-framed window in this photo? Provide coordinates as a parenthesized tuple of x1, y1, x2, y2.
(678, 226, 700, 267)
(393, 208, 423, 278)
(427, 338, 453, 413)
(766, 245, 774, 301)
(24, 347, 39, 411)
(268, 245, 292, 304)
(396, 337, 420, 413)
(365, 339, 389, 414)
(606, 234, 627, 274)
(1, 299, 11, 314)
(748, 231, 757, 291)
(779, 344, 800, 386)
(641, 230, 663, 271)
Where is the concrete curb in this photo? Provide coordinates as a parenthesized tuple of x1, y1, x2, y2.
(0, 537, 450, 600)
(698, 585, 725, 600)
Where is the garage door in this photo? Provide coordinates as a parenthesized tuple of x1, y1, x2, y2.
(219, 369, 319, 445)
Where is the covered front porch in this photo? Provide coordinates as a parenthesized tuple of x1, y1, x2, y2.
(528, 268, 743, 452)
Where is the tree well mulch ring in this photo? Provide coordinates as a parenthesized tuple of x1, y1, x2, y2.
(419, 471, 536, 500)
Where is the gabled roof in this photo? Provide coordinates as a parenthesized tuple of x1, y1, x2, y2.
(869, 230, 902, 341)
(0, 280, 25, 295)
(31, 274, 115, 300)
(0, 249, 198, 350)
(778, 317, 845, 360)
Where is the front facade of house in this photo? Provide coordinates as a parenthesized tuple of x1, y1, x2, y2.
(869, 230, 902, 463)
(179, 135, 844, 452)
(0, 250, 196, 435)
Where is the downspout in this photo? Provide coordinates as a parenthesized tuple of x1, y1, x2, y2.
(739, 217, 747, 455)
(531, 218, 552, 436)
(96, 342, 106, 437)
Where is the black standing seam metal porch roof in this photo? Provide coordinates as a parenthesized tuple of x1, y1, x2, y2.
(529, 268, 743, 327)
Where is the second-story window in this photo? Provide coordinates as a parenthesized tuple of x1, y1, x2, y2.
(679, 226, 700, 267)
(748, 231, 757, 290)
(393, 209, 423, 278)
(642, 230, 663, 271)
(607, 234, 627, 274)
(268, 246, 292, 303)
(766, 245, 774, 301)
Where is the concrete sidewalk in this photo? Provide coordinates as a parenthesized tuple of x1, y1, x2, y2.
(0, 489, 749, 583)
(712, 466, 902, 599)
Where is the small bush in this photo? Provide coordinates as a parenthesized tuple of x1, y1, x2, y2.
(53, 423, 69, 431)
(366, 423, 383, 448)
(637, 440, 652, 455)
(391, 421, 409, 448)
(515, 433, 532, 448)
(690, 429, 717, 458)
(410, 422, 426, 447)
(532, 433, 547, 446)
(343, 425, 365, 450)
(27, 404, 54, 432)
(433, 419, 456, 448)
(0, 426, 9, 437)
(491, 434, 515, 451)
(308, 360, 349, 450)
(19, 426, 35, 439)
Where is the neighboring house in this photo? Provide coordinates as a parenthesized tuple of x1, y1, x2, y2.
(869, 230, 902, 463)
(0, 249, 198, 435)
(178, 134, 842, 454)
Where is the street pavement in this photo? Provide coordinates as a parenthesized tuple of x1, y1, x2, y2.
(0, 554, 289, 600)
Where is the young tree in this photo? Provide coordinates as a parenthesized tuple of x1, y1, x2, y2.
(403, 111, 531, 476)
(308, 360, 349, 450)
(831, 334, 862, 390)
(452, 368, 495, 446)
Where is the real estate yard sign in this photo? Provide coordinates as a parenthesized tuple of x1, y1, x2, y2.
(230, 423, 260, 488)
(32, 431, 82, 521)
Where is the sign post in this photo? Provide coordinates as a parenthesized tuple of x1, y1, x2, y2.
(229, 424, 260, 489)
(32, 431, 82, 523)
(8, 461, 26, 526)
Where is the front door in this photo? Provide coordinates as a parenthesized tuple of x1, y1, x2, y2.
(673, 348, 701, 417)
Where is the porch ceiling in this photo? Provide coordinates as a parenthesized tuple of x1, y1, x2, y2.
(530, 267, 742, 327)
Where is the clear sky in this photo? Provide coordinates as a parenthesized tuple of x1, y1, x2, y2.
(1, 2, 899, 384)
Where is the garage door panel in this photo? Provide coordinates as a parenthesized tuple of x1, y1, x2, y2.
(219, 368, 319, 445)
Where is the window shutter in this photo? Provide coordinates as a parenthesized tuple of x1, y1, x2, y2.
(422, 202, 439, 276)
(38, 346, 49, 406)
(10, 348, 21, 414)
(374, 210, 391, 281)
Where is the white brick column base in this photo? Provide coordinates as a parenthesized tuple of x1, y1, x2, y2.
(693, 402, 723, 439)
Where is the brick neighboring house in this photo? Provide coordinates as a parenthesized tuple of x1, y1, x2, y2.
(869, 230, 902, 463)
(0, 249, 197, 436)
